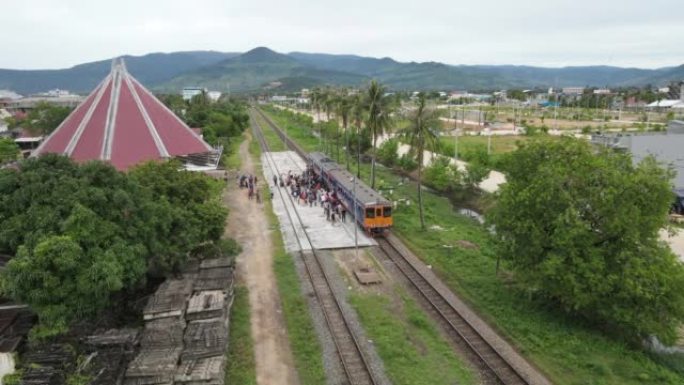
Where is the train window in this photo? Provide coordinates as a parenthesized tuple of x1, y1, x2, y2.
(365, 208, 375, 218)
(376, 208, 382, 217)
(383, 207, 392, 217)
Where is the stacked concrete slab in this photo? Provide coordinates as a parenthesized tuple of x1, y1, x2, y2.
(124, 257, 234, 385)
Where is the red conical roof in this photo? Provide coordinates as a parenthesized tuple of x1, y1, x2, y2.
(33, 59, 213, 170)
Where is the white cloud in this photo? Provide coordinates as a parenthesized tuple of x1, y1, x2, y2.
(0, 0, 681, 69)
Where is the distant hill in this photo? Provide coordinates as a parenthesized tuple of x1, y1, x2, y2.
(0, 47, 682, 95)
(0, 51, 238, 94)
(288, 52, 665, 90)
(160, 47, 368, 93)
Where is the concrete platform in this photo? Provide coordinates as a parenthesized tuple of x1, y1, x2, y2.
(261, 151, 376, 252)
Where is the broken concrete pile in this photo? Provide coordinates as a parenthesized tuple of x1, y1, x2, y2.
(124, 258, 235, 385)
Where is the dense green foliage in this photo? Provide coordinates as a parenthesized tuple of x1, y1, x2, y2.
(377, 138, 399, 167)
(423, 156, 461, 192)
(159, 93, 249, 144)
(9, 102, 72, 135)
(489, 138, 684, 343)
(159, 93, 249, 165)
(0, 138, 20, 164)
(0, 155, 227, 336)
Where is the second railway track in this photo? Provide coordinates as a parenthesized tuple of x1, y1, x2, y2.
(252, 105, 546, 385)
(376, 237, 530, 385)
(249, 109, 379, 385)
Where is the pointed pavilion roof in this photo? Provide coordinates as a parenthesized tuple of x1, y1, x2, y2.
(33, 59, 213, 170)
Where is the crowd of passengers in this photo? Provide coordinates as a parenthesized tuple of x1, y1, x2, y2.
(273, 167, 348, 224)
(238, 173, 261, 202)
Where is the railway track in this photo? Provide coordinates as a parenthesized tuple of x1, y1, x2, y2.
(253, 107, 308, 157)
(375, 237, 530, 385)
(252, 105, 541, 385)
(249, 109, 379, 385)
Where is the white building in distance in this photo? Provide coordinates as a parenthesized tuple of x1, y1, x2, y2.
(207, 91, 222, 102)
(182, 87, 206, 101)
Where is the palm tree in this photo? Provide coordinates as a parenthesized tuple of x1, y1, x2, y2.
(401, 93, 440, 230)
(351, 94, 365, 178)
(322, 88, 335, 122)
(365, 80, 393, 189)
(336, 93, 353, 169)
(311, 87, 322, 120)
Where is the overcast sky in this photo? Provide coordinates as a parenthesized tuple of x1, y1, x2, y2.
(2, 0, 682, 70)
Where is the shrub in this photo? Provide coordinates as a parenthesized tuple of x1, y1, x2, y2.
(378, 139, 399, 167)
(398, 153, 418, 172)
(423, 156, 462, 192)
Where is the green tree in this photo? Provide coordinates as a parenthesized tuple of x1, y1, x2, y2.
(488, 138, 684, 343)
(424, 156, 461, 192)
(0, 155, 227, 336)
(0, 138, 19, 164)
(377, 138, 399, 167)
(23, 102, 72, 135)
(508, 89, 527, 102)
(129, 160, 227, 273)
(365, 80, 394, 188)
(400, 93, 440, 230)
(351, 93, 366, 178)
(336, 93, 353, 168)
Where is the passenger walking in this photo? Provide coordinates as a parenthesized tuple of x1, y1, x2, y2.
(256, 189, 261, 203)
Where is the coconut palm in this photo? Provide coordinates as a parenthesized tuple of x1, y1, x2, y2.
(323, 91, 335, 122)
(365, 80, 393, 189)
(351, 93, 365, 178)
(336, 93, 353, 169)
(311, 87, 322, 120)
(401, 93, 441, 230)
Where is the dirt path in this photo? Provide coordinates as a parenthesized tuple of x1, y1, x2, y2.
(223, 136, 300, 385)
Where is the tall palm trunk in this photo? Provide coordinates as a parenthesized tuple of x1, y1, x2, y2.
(336, 122, 340, 162)
(371, 130, 377, 189)
(417, 141, 425, 230)
(357, 123, 361, 178)
(345, 121, 350, 171)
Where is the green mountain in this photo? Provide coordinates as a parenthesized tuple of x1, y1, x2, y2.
(0, 47, 681, 95)
(160, 47, 368, 92)
(0, 51, 238, 95)
(288, 52, 664, 90)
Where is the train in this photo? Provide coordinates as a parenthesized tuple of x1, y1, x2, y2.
(309, 152, 393, 233)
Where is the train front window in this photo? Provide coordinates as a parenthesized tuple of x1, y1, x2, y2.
(365, 208, 375, 218)
(383, 207, 392, 217)
(376, 208, 382, 217)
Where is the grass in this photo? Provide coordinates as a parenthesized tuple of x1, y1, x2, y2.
(247, 128, 327, 385)
(223, 133, 245, 170)
(439, 135, 535, 155)
(349, 289, 476, 385)
(261, 105, 320, 152)
(254, 113, 287, 151)
(263, 105, 684, 385)
(224, 286, 257, 385)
